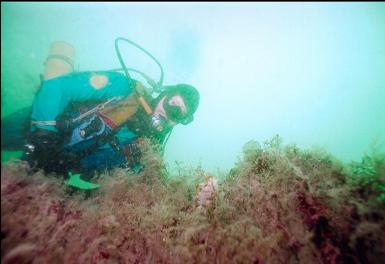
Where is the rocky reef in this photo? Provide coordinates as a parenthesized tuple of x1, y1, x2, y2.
(2, 136, 384, 263)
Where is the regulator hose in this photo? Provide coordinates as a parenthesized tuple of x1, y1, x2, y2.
(114, 37, 164, 93)
(114, 37, 172, 153)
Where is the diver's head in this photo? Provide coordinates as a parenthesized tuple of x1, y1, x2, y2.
(153, 84, 200, 128)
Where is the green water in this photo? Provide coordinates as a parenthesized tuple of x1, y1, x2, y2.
(1, 2, 385, 172)
(1, 151, 23, 163)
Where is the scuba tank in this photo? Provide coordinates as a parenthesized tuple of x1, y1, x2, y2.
(43, 41, 76, 81)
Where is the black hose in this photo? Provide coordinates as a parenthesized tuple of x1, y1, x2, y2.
(107, 67, 157, 90)
(114, 37, 164, 93)
(114, 37, 171, 152)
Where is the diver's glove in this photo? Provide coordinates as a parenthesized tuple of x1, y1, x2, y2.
(121, 141, 144, 173)
(23, 128, 77, 174)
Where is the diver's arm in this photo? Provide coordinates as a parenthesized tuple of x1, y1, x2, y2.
(31, 71, 136, 132)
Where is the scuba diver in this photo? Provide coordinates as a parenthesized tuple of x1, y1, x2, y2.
(1, 38, 200, 189)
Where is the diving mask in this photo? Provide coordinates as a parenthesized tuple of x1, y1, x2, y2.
(163, 95, 193, 125)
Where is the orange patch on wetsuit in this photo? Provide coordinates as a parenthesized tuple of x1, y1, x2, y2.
(90, 74, 108, 90)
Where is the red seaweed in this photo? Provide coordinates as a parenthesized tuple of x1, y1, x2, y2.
(2, 138, 385, 263)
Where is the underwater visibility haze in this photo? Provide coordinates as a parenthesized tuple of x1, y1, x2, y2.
(1, 2, 385, 171)
(1, 2, 385, 263)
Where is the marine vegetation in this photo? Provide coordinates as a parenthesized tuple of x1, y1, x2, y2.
(1, 136, 385, 263)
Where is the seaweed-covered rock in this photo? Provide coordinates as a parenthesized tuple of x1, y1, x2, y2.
(2, 136, 385, 263)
